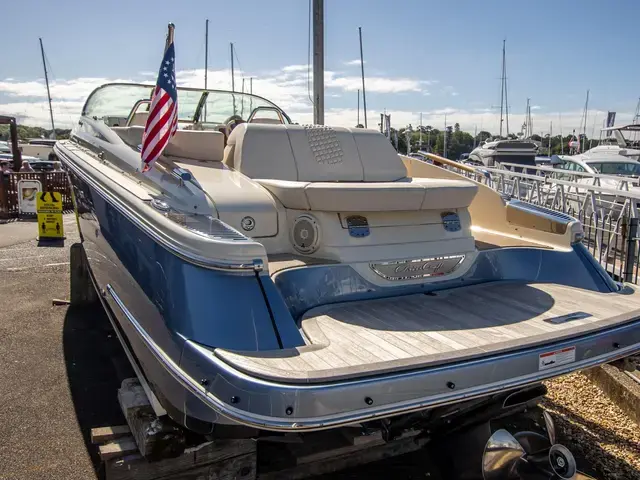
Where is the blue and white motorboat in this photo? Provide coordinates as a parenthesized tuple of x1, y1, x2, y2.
(56, 82, 640, 438)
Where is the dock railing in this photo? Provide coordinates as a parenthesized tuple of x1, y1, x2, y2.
(416, 151, 640, 284)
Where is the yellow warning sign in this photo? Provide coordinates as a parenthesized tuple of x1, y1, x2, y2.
(37, 192, 64, 239)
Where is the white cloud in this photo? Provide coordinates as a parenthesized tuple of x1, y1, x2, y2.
(281, 64, 310, 73)
(0, 77, 136, 100)
(442, 85, 459, 97)
(343, 59, 365, 66)
(326, 72, 429, 93)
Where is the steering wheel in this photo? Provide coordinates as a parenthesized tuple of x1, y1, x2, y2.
(223, 115, 245, 137)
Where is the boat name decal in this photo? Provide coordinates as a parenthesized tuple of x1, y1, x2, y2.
(370, 255, 465, 281)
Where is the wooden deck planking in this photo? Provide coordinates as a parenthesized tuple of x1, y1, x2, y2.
(216, 282, 640, 382)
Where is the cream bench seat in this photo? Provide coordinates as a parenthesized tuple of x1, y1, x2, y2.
(226, 123, 478, 212)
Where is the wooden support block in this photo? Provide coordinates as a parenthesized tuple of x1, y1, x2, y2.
(99, 437, 139, 461)
(259, 433, 427, 480)
(118, 378, 186, 460)
(105, 439, 257, 480)
(70, 242, 98, 306)
(91, 425, 131, 444)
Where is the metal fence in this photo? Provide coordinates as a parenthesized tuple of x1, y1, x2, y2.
(417, 152, 640, 284)
(0, 171, 73, 218)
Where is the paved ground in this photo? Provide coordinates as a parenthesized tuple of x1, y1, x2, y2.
(0, 217, 133, 480)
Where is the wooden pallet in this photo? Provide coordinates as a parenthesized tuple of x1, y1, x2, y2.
(94, 378, 428, 479)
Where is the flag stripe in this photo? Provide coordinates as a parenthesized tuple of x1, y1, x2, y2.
(143, 94, 172, 144)
(142, 109, 175, 159)
(142, 98, 174, 157)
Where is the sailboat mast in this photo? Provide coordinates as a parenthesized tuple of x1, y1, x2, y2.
(312, 0, 324, 124)
(39, 38, 55, 139)
(419, 112, 423, 149)
(560, 113, 563, 155)
(357, 89, 360, 126)
(358, 27, 367, 128)
(443, 113, 448, 158)
(504, 42, 510, 136)
(204, 20, 209, 89)
(499, 40, 505, 137)
(204, 20, 209, 121)
(230, 42, 236, 115)
(581, 89, 589, 152)
(230, 43, 235, 92)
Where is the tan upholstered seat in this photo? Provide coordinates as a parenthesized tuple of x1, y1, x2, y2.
(113, 126, 225, 163)
(227, 123, 478, 212)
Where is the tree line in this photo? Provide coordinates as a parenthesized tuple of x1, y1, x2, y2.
(0, 125, 71, 142)
(392, 124, 600, 159)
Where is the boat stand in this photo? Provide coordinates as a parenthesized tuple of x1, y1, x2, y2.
(92, 377, 431, 480)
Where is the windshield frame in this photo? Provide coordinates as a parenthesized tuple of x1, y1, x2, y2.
(82, 82, 292, 125)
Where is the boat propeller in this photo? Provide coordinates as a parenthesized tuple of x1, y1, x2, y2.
(482, 411, 596, 480)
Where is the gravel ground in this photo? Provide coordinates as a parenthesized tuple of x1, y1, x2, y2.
(543, 372, 640, 480)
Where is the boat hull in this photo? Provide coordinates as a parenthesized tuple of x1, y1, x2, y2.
(62, 148, 640, 434)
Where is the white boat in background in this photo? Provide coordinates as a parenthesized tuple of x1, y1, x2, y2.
(575, 124, 640, 161)
(469, 138, 538, 167)
(19, 138, 56, 160)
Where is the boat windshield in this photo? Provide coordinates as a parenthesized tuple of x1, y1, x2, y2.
(82, 83, 290, 126)
(587, 161, 640, 176)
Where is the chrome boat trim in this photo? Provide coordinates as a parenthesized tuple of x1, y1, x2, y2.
(107, 284, 640, 432)
(57, 144, 259, 273)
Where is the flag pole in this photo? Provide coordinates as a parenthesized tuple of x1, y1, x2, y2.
(166, 23, 175, 51)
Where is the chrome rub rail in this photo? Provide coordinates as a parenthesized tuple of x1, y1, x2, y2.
(106, 284, 640, 432)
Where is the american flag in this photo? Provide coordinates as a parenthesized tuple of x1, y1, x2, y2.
(141, 41, 178, 171)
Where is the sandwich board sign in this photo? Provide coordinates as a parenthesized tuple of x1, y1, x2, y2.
(37, 191, 64, 239)
(17, 179, 42, 214)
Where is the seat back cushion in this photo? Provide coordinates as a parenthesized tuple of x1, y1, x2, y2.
(231, 123, 298, 181)
(129, 111, 149, 127)
(350, 128, 406, 181)
(164, 130, 225, 162)
(232, 124, 408, 183)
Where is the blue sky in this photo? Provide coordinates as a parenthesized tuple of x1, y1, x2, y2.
(2, 0, 640, 134)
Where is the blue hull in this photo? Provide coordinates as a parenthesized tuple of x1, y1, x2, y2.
(64, 161, 640, 433)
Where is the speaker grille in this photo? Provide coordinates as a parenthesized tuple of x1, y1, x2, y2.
(291, 214, 320, 254)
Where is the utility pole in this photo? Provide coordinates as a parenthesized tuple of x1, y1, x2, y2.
(312, 0, 324, 125)
(39, 38, 56, 138)
(358, 27, 367, 128)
